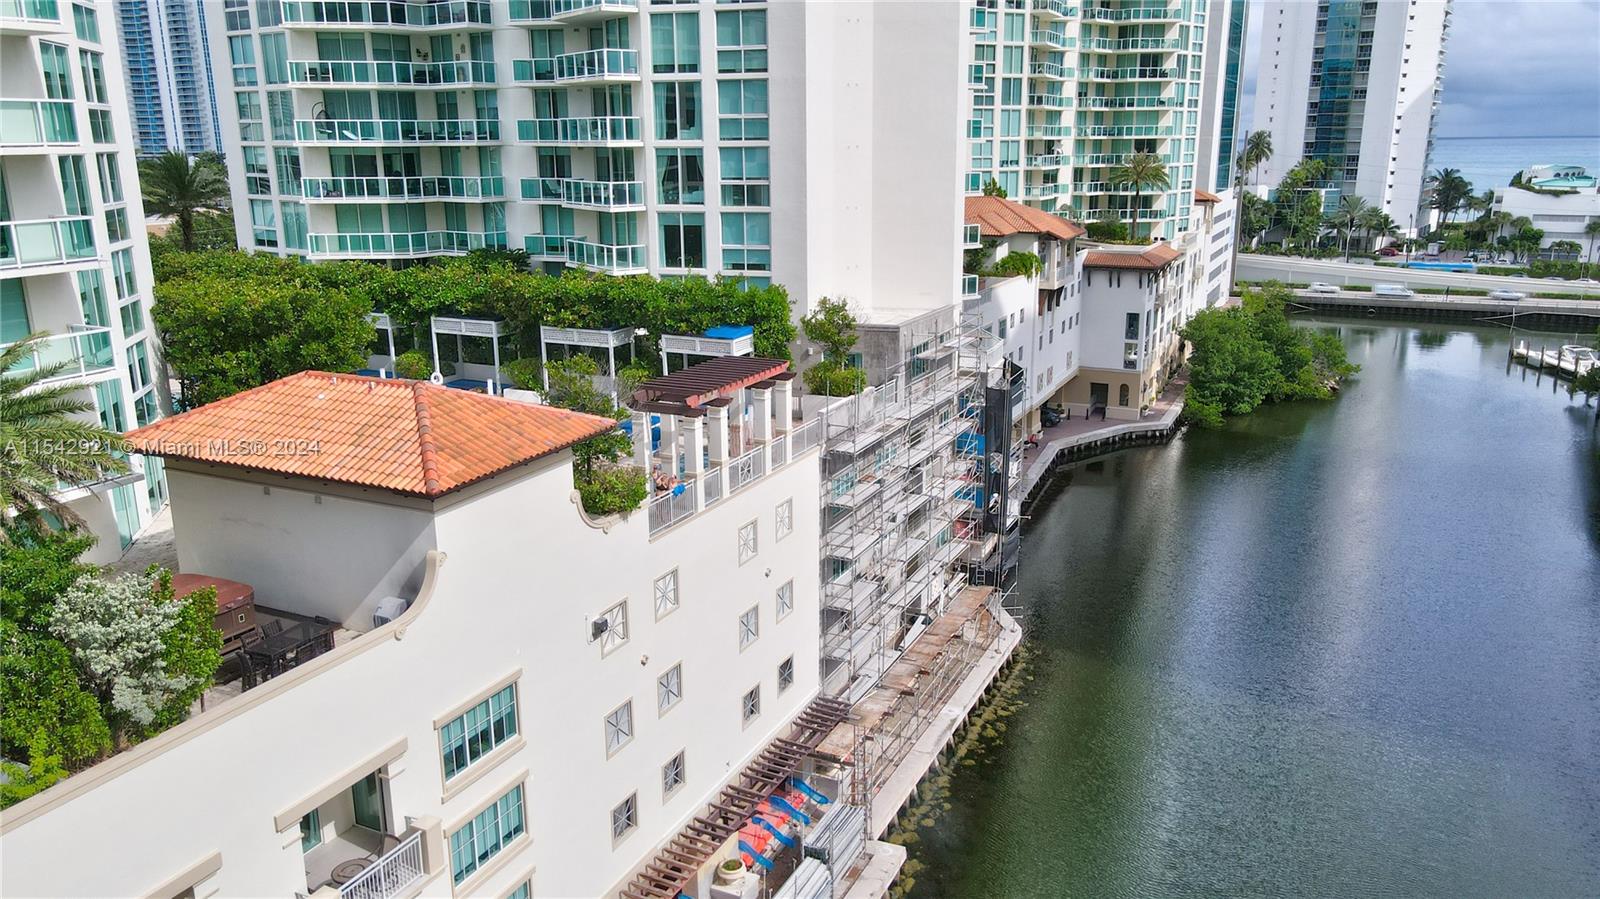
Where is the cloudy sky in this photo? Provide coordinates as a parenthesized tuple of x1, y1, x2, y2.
(1240, 0, 1600, 138)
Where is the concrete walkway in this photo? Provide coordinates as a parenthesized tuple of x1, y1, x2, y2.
(1015, 378, 1186, 502)
(109, 505, 177, 575)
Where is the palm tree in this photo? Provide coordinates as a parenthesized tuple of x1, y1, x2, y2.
(139, 151, 229, 252)
(1333, 195, 1369, 260)
(1584, 220, 1600, 279)
(1368, 211, 1399, 251)
(1235, 130, 1273, 192)
(1425, 167, 1473, 228)
(1108, 152, 1170, 241)
(1, 335, 130, 531)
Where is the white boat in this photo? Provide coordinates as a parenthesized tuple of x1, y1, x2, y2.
(1558, 345, 1597, 376)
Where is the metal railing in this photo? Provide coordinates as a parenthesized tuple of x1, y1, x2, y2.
(1027, 92, 1071, 109)
(0, 216, 96, 269)
(647, 483, 696, 534)
(521, 177, 644, 209)
(1027, 62, 1073, 79)
(338, 831, 425, 899)
(1025, 124, 1072, 138)
(1029, 30, 1074, 48)
(294, 118, 500, 143)
(0, 99, 76, 146)
(306, 230, 507, 258)
(1083, 37, 1184, 51)
(1078, 125, 1177, 137)
(1084, 66, 1179, 80)
(770, 433, 787, 464)
(302, 175, 504, 201)
(509, 0, 637, 20)
(727, 446, 767, 494)
(701, 472, 723, 508)
(279, 0, 491, 27)
(512, 48, 638, 83)
(1030, 0, 1076, 17)
(1078, 95, 1180, 109)
(2, 326, 115, 382)
(287, 59, 495, 86)
(565, 239, 646, 273)
(1084, 6, 1181, 21)
(515, 116, 641, 144)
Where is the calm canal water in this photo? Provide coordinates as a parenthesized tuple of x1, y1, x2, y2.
(912, 319, 1600, 898)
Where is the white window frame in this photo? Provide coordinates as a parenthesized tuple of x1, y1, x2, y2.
(654, 568, 679, 619)
(662, 750, 686, 799)
(775, 579, 793, 621)
(738, 519, 758, 565)
(741, 685, 761, 724)
(611, 792, 637, 842)
(657, 663, 682, 715)
(604, 700, 633, 756)
(738, 605, 759, 650)
(598, 599, 629, 655)
(775, 498, 793, 540)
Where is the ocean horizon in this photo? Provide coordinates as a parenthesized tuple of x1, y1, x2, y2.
(1429, 135, 1600, 193)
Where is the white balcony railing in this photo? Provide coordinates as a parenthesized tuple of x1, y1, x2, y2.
(287, 59, 496, 87)
(302, 175, 505, 201)
(293, 117, 500, 144)
(727, 446, 768, 493)
(2, 326, 116, 384)
(565, 239, 647, 273)
(647, 418, 821, 536)
(513, 48, 639, 83)
(306, 229, 507, 258)
(509, 0, 638, 21)
(0, 216, 96, 269)
(339, 831, 425, 899)
(279, 0, 492, 28)
(515, 116, 641, 145)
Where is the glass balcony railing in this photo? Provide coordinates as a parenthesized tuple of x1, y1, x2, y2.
(2, 326, 115, 382)
(514, 116, 641, 145)
(509, 0, 637, 22)
(1029, 30, 1074, 48)
(1078, 95, 1180, 109)
(294, 118, 500, 144)
(0, 0, 59, 24)
(307, 229, 508, 258)
(1084, 66, 1180, 81)
(0, 99, 77, 146)
(523, 233, 574, 258)
(1078, 125, 1177, 138)
(1027, 92, 1071, 109)
(1084, 6, 1181, 21)
(512, 48, 638, 84)
(1029, 0, 1076, 18)
(566, 239, 646, 273)
(301, 175, 505, 200)
(1027, 62, 1074, 79)
(1083, 37, 1184, 51)
(519, 177, 643, 209)
(0, 216, 96, 269)
(287, 59, 495, 87)
(1025, 124, 1073, 139)
(278, 0, 491, 28)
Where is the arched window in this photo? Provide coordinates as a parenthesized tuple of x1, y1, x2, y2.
(1118, 384, 1130, 406)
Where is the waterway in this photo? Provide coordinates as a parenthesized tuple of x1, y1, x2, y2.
(911, 318, 1600, 898)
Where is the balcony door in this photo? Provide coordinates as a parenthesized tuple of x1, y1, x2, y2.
(352, 772, 386, 834)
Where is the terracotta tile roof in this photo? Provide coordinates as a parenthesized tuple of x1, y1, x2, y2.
(964, 196, 1086, 241)
(1194, 189, 1222, 203)
(1083, 243, 1183, 271)
(127, 372, 619, 498)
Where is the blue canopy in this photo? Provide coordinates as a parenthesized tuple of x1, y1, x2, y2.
(704, 325, 754, 340)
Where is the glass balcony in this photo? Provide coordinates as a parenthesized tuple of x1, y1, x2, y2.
(514, 116, 641, 145)
(1082, 37, 1184, 51)
(1029, 0, 1076, 19)
(1029, 30, 1074, 49)
(287, 59, 496, 87)
(0, 0, 60, 29)
(301, 175, 505, 201)
(512, 48, 638, 84)
(1078, 125, 1176, 138)
(1083, 6, 1181, 22)
(0, 216, 96, 269)
(523, 233, 574, 259)
(278, 0, 491, 29)
(306, 229, 508, 258)
(0, 99, 77, 147)
(1027, 62, 1073, 79)
(1024, 124, 1073, 139)
(293, 118, 500, 144)
(1084, 66, 1179, 81)
(1078, 95, 1179, 109)
(509, 0, 638, 24)
(2, 326, 115, 383)
(520, 177, 644, 210)
(565, 239, 646, 274)
(1026, 92, 1071, 109)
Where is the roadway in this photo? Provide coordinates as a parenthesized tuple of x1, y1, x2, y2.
(1236, 253, 1600, 299)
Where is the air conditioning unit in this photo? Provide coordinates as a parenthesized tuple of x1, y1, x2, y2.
(589, 617, 611, 642)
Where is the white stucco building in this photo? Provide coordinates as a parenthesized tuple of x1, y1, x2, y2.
(1251, 0, 1452, 235)
(1492, 165, 1600, 253)
(0, 367, 849, 899)
(1, 0, 167, 561)
(208, 0, 970, 323)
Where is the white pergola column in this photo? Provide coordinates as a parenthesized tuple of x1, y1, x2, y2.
(750, 386, 773, 444)
(631, 410, 652, 472)
(657, 413, 679, 473)
(771, 376, 793, 434)
(705, 400, 730, 501)
(682, 415, 705, 509)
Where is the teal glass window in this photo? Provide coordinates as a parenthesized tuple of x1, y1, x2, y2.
(78, 50, 106, 104)
(651, 13, 699, 73)
(717, 79, 767, 141)
(58, 155, 89, 215)
(653, 81, 700, 140)
(40, 42, 72, 99)
(659, 212, 704, 269)
(439, 684, 518, 781)
(715, 11, 766, 73)
(655, 148, 703, 204)
(449, 785, 525, 885)
(71, 3, 98, 42)
(721, 212, 770, 272)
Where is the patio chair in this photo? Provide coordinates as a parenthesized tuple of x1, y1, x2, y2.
(261, 619, 285, 638)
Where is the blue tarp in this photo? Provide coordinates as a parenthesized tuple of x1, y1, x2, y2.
(955, 432, 986, 455)
(704, 324, 754, 340)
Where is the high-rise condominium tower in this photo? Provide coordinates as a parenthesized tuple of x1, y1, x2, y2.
(1, 0, 167, 560)
(1250, 0, 1452, 234)
(115, 0, 224, 155)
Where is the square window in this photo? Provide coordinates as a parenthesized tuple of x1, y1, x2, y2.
(658, 663, 683, 714)
(738, 520, 757, 564)
(778, 656, 794, 693)
(605, 701, 633, 755)
(775, 498, 793, 540)
(662, 751, 686, 797)
(598, 600, 628, 654)
(654, 569, 679, 618)
(739, 606, 759, 649)
(611, 793, 637, 840)
(741, 685, 761, 723)
(776, 579, 794, 621)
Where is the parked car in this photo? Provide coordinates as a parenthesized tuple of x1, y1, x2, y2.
(1575, 278, 1598, 285)
(1488, 288, 1526, 301)
(1306, 282, 1340, 294)
(1378, 247, 1399, 257)
(1374, 284, 1415, 298)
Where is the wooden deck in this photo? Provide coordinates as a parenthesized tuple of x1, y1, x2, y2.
(814, 585, 996, 765)
(617, 695, 851, 899)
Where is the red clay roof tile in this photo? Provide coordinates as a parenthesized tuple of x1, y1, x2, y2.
(1194, 189, 1222, 203)
(1083, 243, 1183, 271)
(964, 196, 1087, 242)
(127, 372, 618, 498)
